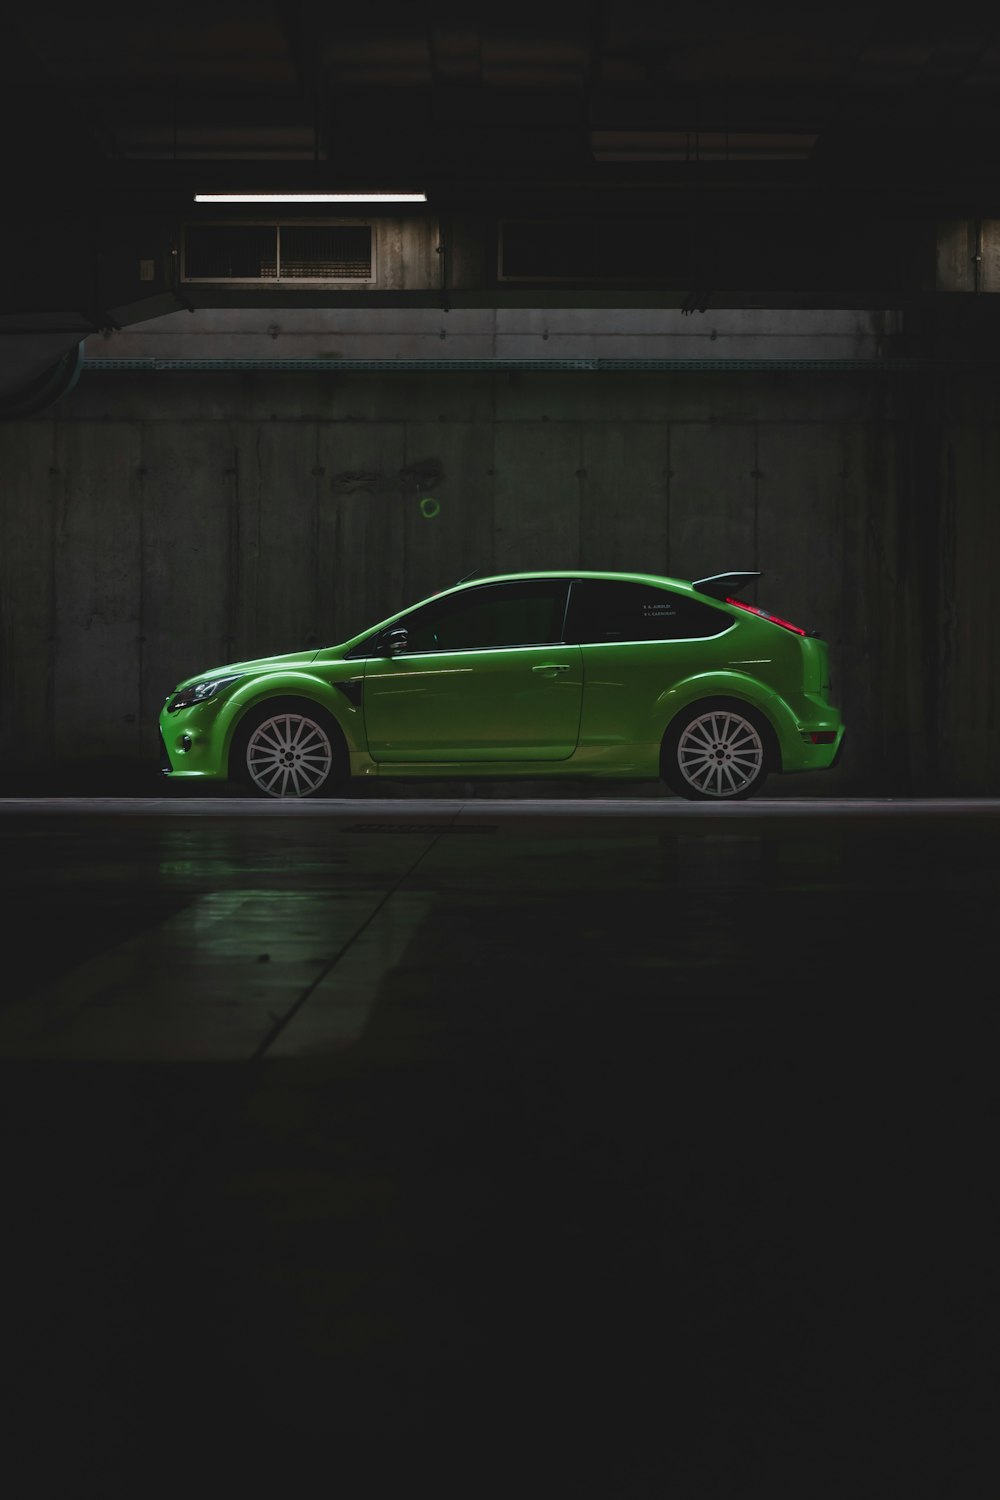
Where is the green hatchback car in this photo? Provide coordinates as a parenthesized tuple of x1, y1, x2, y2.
(159, 569, 844, 800)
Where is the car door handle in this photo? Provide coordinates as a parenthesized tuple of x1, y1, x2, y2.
(531, 663, 572, 675)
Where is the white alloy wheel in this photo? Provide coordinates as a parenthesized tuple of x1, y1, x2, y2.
(244, 711, 335, 797)
(672, 707, 766, 799)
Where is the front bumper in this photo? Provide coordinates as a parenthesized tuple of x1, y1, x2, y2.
(158, 706, 228, 781)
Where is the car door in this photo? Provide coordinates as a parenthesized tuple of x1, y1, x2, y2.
(565, 578, 734, 746)
(362, 579, 582, 762)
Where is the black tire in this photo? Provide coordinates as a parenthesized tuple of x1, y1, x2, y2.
(661, 697, 776, 801)
(229, 698, 349, 798)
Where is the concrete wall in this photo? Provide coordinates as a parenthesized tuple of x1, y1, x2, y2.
(1, 348, 997, 793)
(88, 305, 890, 362)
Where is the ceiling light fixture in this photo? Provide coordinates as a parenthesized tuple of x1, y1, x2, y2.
(193, 192, 428, 203)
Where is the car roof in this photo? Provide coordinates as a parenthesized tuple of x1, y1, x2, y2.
(433, 569, 695, 593)
(426, 569, 762, 602)
(334, 569, 742, 652)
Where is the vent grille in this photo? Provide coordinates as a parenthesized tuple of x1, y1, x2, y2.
(185, 224, 277, 280)
(279, 225, 372, 279)
(499, 219, 689, 282)
(182, 222, 373, 282)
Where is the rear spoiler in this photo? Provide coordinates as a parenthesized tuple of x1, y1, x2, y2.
(691, 571, 761, 600)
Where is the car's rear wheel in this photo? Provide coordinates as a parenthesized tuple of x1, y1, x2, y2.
(661, 698, 774, 800)
(230, 699, 348, 798)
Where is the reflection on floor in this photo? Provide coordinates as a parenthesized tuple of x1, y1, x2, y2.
(1, 798, 997, 1496)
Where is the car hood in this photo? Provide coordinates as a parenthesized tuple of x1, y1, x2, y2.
(177, 647, 320, 688)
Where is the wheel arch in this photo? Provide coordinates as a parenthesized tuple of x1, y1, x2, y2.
(659, 681, 791, 774)
(659, 690, 783, 776)
(224, 681, 356, 780)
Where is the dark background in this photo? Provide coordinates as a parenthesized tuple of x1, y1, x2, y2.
(4, 4, 1000, 794)
(2, 13, 999, 1496)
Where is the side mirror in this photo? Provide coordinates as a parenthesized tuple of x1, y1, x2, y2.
(383, 627, 409, 657)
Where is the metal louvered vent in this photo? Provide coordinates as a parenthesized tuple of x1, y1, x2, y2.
(182, 222, 374, 282)
(184, 224, 278, 279)
(279, 225, 372, 279)
(499, 220, 689, 282)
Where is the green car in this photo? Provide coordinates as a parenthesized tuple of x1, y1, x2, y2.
(159, 569, 844, 800)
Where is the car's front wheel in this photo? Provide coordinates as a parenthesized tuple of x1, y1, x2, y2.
(230, 699, 348, 798)
(661, 699, 774, 800)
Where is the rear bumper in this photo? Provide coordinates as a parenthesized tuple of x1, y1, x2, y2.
(785, 725, 845, 772)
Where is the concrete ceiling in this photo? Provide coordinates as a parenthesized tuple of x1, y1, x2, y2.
(7, 3, 1000, 208)
(3, 3, 1000, 404)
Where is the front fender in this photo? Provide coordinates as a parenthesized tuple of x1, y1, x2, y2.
(221, 671, 364, 760)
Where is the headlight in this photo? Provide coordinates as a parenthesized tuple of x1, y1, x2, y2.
(167, 675, 243, 712)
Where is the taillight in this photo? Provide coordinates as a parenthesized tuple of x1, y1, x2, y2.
(725, 596, 807, 636)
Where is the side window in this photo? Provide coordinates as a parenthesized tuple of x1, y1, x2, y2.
(565, 580, 730, 643)
(400, 581, 569, 652)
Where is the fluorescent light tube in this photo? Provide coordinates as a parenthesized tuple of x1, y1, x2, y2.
(194, 192, 427, 203)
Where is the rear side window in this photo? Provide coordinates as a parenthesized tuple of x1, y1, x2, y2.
(565, 579, 730, 644)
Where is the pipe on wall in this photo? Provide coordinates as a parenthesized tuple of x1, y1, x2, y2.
(79, 355, 992, 373)
(1, 342, 86, 418)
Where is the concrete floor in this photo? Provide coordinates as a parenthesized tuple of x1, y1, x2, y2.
(1, 796, 997, 1497)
